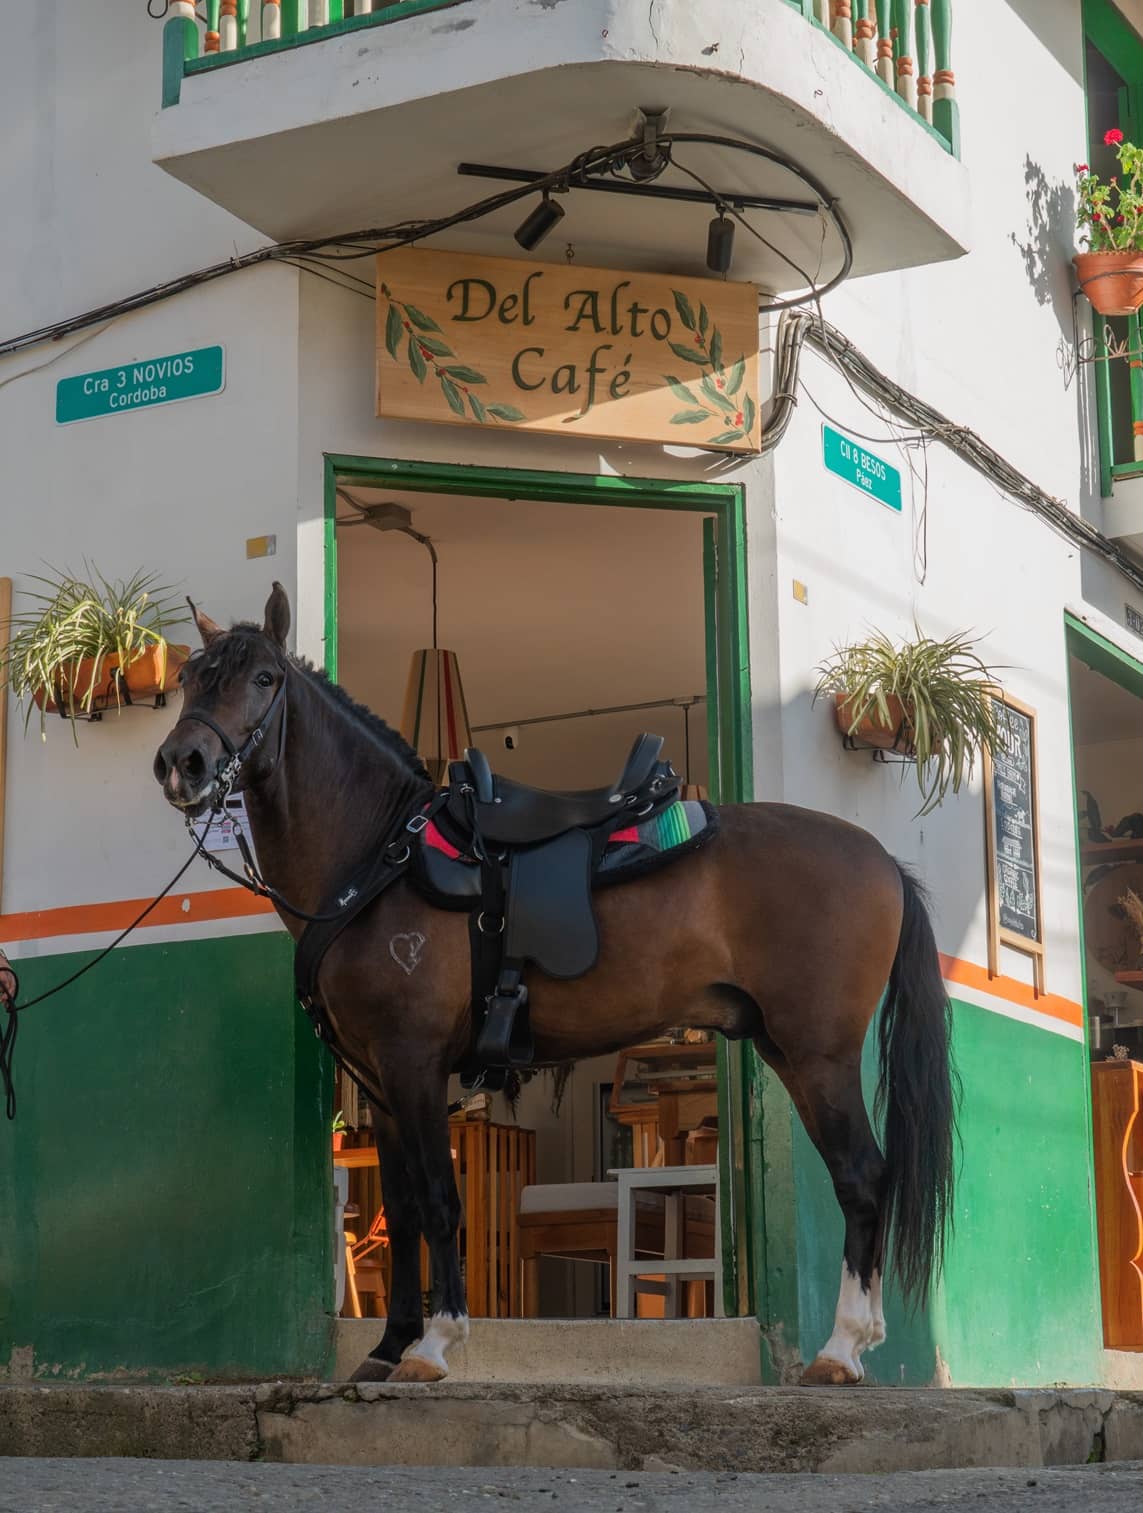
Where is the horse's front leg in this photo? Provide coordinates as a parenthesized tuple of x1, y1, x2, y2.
(348, 1102, 425, 1383)
(384, 1062, 469, 1384)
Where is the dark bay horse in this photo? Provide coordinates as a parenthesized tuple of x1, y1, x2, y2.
(154, 585, 955, 1387)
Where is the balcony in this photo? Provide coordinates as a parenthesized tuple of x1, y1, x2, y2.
(152, 1, 969, 290)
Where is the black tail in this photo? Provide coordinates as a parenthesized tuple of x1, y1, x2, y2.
(877, 863, 959, 1306)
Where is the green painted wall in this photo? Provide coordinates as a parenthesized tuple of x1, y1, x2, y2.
(0, 931, 333, 1381)
(783, 999, 1103, 1387)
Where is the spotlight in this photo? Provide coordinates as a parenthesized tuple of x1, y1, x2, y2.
(514, 192, 566, 251)
(706, 210, 735, 275)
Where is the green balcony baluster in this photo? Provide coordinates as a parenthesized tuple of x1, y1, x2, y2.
(237, 0, 249, 49)
(204, 1, 220, 52)
(281, 0, 300, 38)
(874, 0, 893, 86)
(220, 0, 238, 51)
(891, 0, 915, 109)
(161, 6, 199, 108)
(931, 0, 959, 154)
(914, 1, 932, 122)
(854, 1, 876, 67)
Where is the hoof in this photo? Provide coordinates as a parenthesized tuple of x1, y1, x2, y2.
(348, 1357, 397, 1384)
(801, 1355, 862, 1386)
(388, 1354, 447, 1384)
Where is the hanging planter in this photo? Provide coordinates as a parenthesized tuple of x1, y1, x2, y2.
(832, 692, 916, 756)
(1074, 132, 1143, 316)
(1073, 251, 1143, 318)
(814, 627, 1005, 816)
(122, 640, 190, 699)
(3, 567, 189, 742)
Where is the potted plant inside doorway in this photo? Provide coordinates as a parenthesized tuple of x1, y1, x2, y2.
(332, 1111, 348, 1152)
(2, 566, 190, 742)
(813, 626, 1005, 816)
(1074, 130, 1143, 316)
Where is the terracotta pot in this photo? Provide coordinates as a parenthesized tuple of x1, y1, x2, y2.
(1073, 251, 1143, 317)
(833, 693, 915, 755)
(332, 1132, 346, 1152)
(123, 641, 189, 698)
(34, 656, 122, 716)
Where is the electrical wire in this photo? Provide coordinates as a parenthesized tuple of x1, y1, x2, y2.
(0, 129, 852, 360)
(766, 311, 1143, 598)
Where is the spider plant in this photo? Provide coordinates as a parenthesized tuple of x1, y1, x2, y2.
(813, 626, 1005, 816)
(2, 566, 188, 742)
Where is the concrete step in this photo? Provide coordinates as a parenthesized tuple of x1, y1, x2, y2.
(3, 1382, 1143, 1471)
(333, 1318, 762, 1387)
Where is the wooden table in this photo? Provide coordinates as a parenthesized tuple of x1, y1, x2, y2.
(334, 1117, 536, 1319)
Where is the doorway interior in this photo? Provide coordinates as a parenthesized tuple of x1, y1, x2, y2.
(326, 454, 751, 1325)
(1066, 616, 1143, 1352)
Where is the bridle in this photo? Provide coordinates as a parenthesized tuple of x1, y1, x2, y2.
(176, 655, 290, 813)
(174, 653, 414, 925)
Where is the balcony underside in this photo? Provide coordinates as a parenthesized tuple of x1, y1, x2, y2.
(153, 1, 970, 289)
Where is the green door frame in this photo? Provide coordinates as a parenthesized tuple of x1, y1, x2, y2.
(321, 452, 758, 1317)
(1063, 609, 1143, 1339)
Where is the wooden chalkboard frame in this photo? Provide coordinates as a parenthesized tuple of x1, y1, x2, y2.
(983, 692, 1045, 993)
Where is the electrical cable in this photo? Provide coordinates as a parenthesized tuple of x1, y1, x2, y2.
(0, 129, 851, 359)
(765, 311, 1143, 598)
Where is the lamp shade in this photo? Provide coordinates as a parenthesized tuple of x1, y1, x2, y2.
(400, 648, 473, 785)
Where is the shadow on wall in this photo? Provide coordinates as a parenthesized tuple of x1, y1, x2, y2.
(1010, 156, 1076, 330)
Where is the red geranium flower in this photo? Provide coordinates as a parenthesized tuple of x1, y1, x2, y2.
(1076, 162, 1090, 173)
(1106, 128, 1125, 146)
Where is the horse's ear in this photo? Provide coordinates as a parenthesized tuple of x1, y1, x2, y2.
(263, 582, 291, 648)
(188, 596, 222, 646)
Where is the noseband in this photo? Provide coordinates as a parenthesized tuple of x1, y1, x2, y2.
(176, 665, 289, 813)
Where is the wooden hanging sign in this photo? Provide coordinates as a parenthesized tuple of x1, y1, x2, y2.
(375, 248, 761, 453)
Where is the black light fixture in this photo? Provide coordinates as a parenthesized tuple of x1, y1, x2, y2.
(706, 209, 735, 274)
(514, 191, 566, 251)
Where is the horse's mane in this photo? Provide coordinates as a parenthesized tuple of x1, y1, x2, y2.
(196, 622, 431, 781)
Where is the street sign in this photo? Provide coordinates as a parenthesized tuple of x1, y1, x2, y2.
(822, 423, 902, 512)
(56, 345, 225, 424)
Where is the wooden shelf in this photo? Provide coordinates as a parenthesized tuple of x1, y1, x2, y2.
(1082, 839, 1143, 867)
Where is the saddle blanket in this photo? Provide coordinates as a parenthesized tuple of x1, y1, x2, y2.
(423, 797, 717, 883)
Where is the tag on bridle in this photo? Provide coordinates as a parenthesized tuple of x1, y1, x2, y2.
(191, 793, 252, 856)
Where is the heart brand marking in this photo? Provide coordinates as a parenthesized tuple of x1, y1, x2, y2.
(389, 931, 426, 976)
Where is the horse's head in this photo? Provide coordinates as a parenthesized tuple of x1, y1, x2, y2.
(153, 583, 291, 818)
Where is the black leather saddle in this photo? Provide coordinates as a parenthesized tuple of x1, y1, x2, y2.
(437, 733, 681, 1084)
(444, 733, 669, 846)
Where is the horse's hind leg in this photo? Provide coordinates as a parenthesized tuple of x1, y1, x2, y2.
(761, 1045, 888, 1385)
(383, 1062, 469, 1384)
(349, 1104, 425, 1383)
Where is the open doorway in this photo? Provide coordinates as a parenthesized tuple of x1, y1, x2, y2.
(1067, 618, 1143, 1352)
(327, 456, 750, 1326)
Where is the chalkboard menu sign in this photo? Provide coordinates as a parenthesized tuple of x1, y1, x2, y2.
(984, 696, 1045, 991)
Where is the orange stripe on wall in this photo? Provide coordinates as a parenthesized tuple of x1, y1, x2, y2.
(0, 890, 1087, 1034)
(940, 954, 1083, 1028)
(0, 887, 275, 943)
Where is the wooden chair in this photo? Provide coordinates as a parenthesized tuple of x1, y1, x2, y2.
(343, 1204, 389, 1319)
(517, 1182, 666, 1317)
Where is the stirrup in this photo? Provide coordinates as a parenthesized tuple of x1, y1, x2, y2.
(474, 984, 533, 1068)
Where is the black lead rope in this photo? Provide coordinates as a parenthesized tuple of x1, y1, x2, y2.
(1, 840, 206, 1120)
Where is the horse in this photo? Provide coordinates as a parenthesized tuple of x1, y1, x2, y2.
(153, 584, 956, 1387)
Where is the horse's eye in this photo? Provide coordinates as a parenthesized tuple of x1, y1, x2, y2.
(255, 671, 274, 689)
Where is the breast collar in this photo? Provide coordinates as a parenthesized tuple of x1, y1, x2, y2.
(177, 664, 289, 812)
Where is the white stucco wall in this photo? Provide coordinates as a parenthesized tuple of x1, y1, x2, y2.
(5, 0, 1143, 1006)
